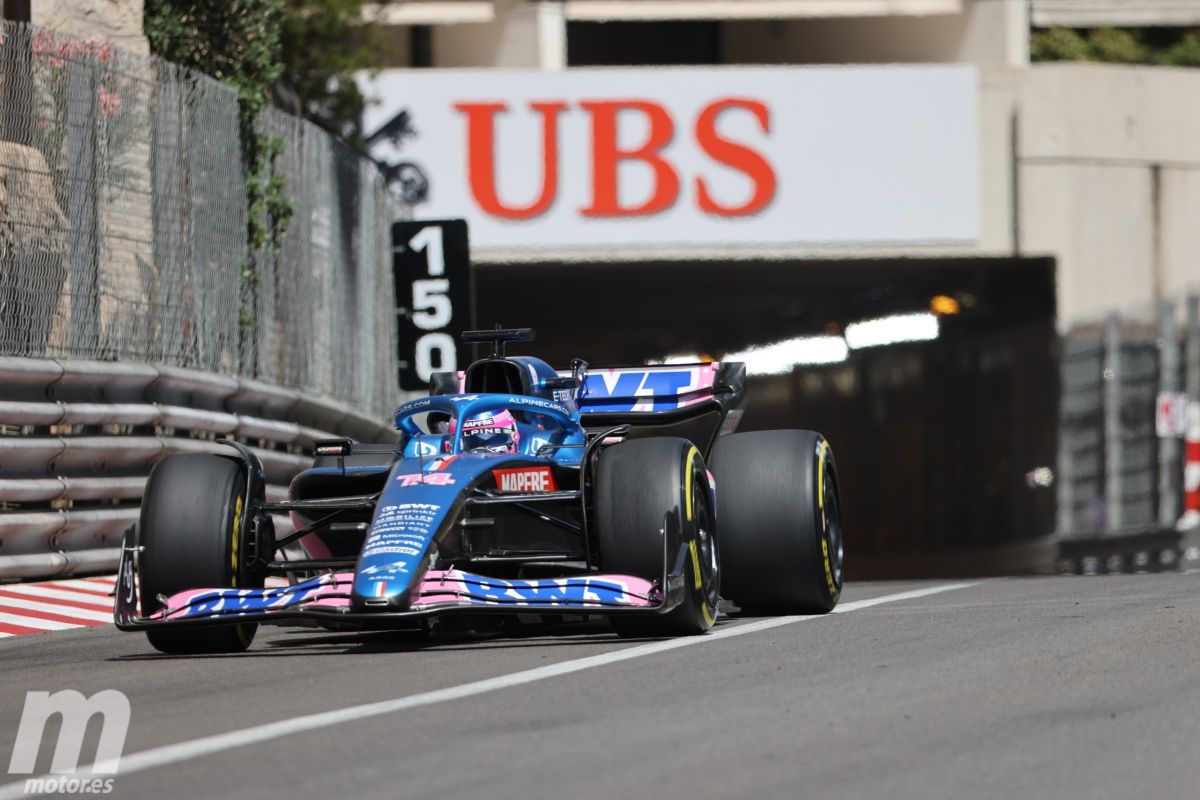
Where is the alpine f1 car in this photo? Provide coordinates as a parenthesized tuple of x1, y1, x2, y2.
(115, 328, 844, 653)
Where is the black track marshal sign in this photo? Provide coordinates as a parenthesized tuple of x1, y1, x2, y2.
(391, 219, 473, 391)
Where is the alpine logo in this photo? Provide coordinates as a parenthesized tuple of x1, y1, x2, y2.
(493, 467, 557, 493)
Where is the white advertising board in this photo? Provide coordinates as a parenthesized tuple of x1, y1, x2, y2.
(360, 65, 979, 251)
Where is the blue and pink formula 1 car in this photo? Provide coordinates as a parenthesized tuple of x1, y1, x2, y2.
(115, 328, 844, 654)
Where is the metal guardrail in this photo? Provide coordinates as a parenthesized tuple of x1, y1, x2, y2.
(0, 357, 397, 580)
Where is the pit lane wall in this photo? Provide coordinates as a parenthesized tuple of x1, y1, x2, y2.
(0, 21, 405, 580)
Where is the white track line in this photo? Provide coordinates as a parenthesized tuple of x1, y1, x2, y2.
(0, 596, 114, 623)
(0, 582, 975, 797)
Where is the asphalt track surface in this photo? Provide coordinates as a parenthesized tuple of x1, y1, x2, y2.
(1, 574, 1197, 800)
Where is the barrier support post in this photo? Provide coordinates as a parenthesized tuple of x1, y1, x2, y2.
(1104, 312, 1123, 534)
(1158, 299, 1180, 527)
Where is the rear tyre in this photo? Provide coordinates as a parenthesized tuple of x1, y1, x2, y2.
(138, 454, 260, 654)
(595, 437, 719, 637)
(710, 430, 843, 614)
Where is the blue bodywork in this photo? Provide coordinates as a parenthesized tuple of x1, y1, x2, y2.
(350, 392, 586, 609)
(113, 357, 740, 632)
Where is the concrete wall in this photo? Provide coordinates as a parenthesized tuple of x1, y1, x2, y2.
(1016, 64, 1200, 325)
(722, 0, 1028, 67)
(416, 0, 1024, 70)
(433, 0, 565, 68)
(29, 0, 148, 55)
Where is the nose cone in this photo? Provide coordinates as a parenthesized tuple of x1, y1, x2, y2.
(351, 569, 413, 610)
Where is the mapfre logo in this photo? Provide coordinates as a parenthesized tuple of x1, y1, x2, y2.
(453, 98, 776, 220)
(493, 467, 557, 493)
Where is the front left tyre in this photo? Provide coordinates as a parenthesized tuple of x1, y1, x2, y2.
(594, 437, 719, 636)
(138, 453, 261, 654)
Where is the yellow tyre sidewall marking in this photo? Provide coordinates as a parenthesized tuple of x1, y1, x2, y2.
(816, 440, 838, 600)
(817, 439, 829, 511)
(230, 494, 251, 645)
(685, 446, 714, 627)
(230, 494, 243, 586)
(689, 539, 703, 591)
(691, 540, 715, 627)
(684, 446, 699, 522)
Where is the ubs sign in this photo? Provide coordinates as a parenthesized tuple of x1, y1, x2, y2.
(361, 65, 978, 251)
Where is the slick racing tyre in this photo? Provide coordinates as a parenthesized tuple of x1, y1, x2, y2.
(710, 430, 843, 614)
(138, 454, 261, 654)
(595, 437, 719, 636)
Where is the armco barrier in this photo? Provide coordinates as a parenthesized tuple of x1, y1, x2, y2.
(0, 357, 397, 581)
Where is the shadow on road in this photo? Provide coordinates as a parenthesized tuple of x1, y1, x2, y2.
(105, 615, 753, 661)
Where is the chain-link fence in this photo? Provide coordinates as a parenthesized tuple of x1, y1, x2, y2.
(0, 21, 403, 419)
(1057, 290, 1200, 573)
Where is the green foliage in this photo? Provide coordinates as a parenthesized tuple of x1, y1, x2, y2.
(280, 0, 390, 146)
(1032, 26, 1200, 68)
(144, 0, 286, 108)
(145, 0, 298, 343)
(1159, 31, 1200, 67)
(1030, 27, 1090, 62)
(144, 0, 289, 248)
(1087, 27, 1144, 63)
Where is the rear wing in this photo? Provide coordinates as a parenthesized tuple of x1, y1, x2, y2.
(573, 362, 740, 415)
(573, 362, 747, 454)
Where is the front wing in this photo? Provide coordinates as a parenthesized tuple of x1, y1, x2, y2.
(114, 541, 672, 631)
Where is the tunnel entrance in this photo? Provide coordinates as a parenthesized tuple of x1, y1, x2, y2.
(475, 256, 1058, 577)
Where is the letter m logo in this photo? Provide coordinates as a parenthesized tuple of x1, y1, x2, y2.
(7, 690, 130, 775)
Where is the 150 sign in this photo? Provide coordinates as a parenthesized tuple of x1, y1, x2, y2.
(392, 220, 472, 391)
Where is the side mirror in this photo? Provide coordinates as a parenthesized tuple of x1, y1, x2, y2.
(570, 359, 589, 398)
(542, 376, 578, 391)
(428, 371, 460, 396)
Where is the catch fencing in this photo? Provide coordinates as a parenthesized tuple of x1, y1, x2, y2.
(0, 22, 408, 580)
(1056, 292, 1200, 573)
(0, 21, 404, 419)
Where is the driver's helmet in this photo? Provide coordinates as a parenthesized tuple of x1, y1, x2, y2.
(447, 409, 520, 454)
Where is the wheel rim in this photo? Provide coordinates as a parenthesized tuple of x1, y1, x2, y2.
(821, 464, 844, 590)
